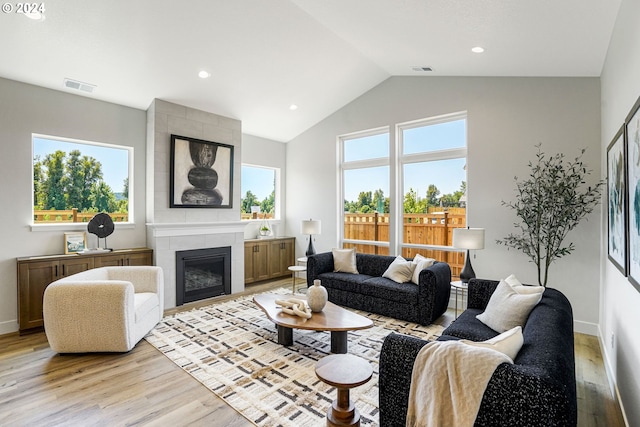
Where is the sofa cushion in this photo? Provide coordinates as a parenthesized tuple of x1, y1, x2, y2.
(440, 308, 500, 341)
(134, 292, 159, 323)
(359, 276, 419, 304)
(476, 280, 544, 332)
(382, 256, 415, 283)
(318, 272, 373, 294)
(332, 248, 359, 274)
(459, 326, 523, 361)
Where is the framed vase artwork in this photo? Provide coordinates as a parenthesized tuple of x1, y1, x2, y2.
(607, 125, 627, 275)
(64, 232, 87, 254)
(170, 135, 234, 208)
(626, 95, 640, 291)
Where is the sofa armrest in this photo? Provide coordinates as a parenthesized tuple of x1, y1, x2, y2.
(417, 262, 451, 324)
(43, 281, 135, 352)
(379, 333, 431, 427)
(306, 252, 335, 285)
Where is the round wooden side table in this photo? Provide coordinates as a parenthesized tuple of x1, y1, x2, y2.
(315, 354, 373, 427)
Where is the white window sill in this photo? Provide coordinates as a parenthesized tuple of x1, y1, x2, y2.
(30, 222, 135, 232)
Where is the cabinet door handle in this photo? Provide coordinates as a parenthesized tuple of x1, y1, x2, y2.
(62, 264, 65, 276)
(55, 265, 58, 277)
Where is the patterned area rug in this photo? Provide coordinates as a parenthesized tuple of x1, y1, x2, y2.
(145, 288, 445, 427)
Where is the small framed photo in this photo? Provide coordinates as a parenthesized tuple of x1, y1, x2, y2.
(64, 232, 87, 254)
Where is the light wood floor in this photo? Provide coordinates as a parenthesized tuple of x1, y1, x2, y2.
(0, 279, 626, 426)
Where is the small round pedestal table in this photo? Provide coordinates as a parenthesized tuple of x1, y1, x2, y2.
(288, 265, 307, 294)
(315, 354, 373, 427)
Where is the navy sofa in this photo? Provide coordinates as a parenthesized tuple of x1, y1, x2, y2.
(306, 252, 451, 326)
(378, 278, 577, 427)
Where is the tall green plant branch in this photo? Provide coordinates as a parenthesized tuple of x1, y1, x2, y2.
(497, 144, 604, 286)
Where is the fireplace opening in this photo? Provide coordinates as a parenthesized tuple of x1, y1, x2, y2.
(176, 246, 231, 305)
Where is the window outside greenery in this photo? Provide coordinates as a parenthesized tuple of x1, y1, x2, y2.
(340, 113, 467, 254)
(32, 135, 131, 224)
(240, 165, 277, 219)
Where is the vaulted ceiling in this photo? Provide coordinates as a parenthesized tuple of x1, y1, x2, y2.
(1, 0, 621, 141)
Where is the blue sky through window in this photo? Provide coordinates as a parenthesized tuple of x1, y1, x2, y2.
(33, 136, 130, 193)
(342, 119, 466, 202)
(241, 165, 275, 200)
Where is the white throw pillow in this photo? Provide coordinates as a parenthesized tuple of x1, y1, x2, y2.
(476, 280, 544, 333)
(382, 256, 416, 283)
(505, 273, 543, 294)
(504, 274, 523, 287)
(411, 258, 436, 284)
(460, 326, 524, 362)
(332, 248, 359, 274)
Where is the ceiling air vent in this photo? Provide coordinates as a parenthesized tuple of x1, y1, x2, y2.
(63, 78, 97, 93)
(411, 66, 433, 72)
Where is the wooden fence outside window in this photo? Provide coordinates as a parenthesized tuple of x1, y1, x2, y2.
(34, 209, 128, 223)
(343, 208, 466, 278)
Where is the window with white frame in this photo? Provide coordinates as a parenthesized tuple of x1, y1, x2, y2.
(340, 128, 391, 253)
(240, 164, 279, 220)
(32, 134, 132, 224)
(399, 113, 467, 255)
(339, 112, 467, 261)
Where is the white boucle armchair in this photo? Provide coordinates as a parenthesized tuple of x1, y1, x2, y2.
(43, 266, 164, 353)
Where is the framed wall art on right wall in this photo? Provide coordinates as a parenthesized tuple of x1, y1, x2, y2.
(607, 125, 627, 275)
(626, 95, 640, 291)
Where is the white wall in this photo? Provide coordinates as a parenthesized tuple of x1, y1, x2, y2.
(600, 0, 640, 423)
(0, 77, 147, 334)
(242, 134, 287, 239)
(285, 76, 602, 334)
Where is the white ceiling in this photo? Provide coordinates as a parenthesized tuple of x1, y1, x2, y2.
(0, 0, 621, 142)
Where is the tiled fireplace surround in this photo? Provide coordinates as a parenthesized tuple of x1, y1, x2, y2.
(145, 99, 246, 309)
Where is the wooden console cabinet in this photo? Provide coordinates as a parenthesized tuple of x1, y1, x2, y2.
(17, 248, 153, 334)
(244, 237, 294, 284)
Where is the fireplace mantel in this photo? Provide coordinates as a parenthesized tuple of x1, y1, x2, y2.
(146, 221, 247, 237)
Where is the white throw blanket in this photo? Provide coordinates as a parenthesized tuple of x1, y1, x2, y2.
(406, 340, 513, 427)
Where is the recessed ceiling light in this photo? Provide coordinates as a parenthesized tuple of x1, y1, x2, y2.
(289, 104, 298, 111)
(471, 46, 485, 53)
(198, 70, 211, 79)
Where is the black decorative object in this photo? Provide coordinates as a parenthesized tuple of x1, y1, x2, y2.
(170, 135, 234, 208)
(459, 252, 476, 283)
(88, 212, 115, 250)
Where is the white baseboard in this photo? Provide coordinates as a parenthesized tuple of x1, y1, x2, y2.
(597, 326, 630, 427)
(0, 319, 19, 336)
(574, 320, 598, 336)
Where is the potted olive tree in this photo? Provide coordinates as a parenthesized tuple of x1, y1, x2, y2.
(497, 144, 604, 286)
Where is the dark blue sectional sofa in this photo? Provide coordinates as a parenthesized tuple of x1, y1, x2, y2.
(306, 252, 451, 326)
(378, 278, 577, 427)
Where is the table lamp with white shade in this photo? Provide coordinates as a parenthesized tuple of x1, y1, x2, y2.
(452, 227, 485, 283)
(301, 219, 321, 256)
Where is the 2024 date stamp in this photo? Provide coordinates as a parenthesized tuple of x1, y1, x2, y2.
(2, 2, 45, 14)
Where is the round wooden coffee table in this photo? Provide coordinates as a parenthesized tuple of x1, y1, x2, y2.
(315, 354, 373, 426)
